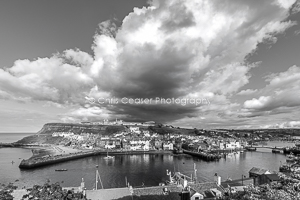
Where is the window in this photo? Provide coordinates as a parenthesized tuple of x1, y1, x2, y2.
(195, 197, 200, 200)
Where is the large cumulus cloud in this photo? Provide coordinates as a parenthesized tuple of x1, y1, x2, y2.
(0, 0, 299, 127)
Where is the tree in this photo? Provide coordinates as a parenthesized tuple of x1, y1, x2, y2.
(22, 181, 88, 200)
(0, 183, 17, 200)
(228, 171, 300, 200)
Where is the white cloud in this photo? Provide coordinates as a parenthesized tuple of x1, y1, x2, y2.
(263, 121, 300, 128)
(274, 0, 296, 9)
(60, 106, 121, 123)
(244, 96, 272, 110)
(0, 56, 94, 104)
(237, 89, 258, 96)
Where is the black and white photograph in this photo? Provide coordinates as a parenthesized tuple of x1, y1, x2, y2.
(1, 0, 300, 199)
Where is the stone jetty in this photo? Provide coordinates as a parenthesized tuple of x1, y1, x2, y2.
(182, 149, 221, 161)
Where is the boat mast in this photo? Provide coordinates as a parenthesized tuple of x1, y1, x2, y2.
(251, 130, 254, 147)
(194, 163, 197, 183)
(96, 168, 97, 190)
(95, 166, 104, 190)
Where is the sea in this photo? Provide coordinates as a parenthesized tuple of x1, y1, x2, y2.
(0, 133, 295, 189)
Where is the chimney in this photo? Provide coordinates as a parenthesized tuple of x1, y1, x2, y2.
(214, 173, 221, 185)
(183, 179, 188, 188)
(80, 178, 85, 192)
(217, 176, 221, 186)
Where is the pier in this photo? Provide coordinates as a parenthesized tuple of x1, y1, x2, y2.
(252, 146, 285, 150)
(19, 149, 172, 169)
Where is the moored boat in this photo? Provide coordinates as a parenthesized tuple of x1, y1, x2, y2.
(104, 155, 115, 159)
(245, 146, 257, 151)
(173, 148, 183, 154)
(272, 149, 281, 153)
(55, 169, 67, 171)
(103, 151, 115, 159)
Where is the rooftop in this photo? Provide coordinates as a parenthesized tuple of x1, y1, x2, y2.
(86, 187, 131, 200)
(264, 174, 280, 181)
(249, 167, 270, 175)
(188, 182, 224, 194)
(133, 185, 183, 196)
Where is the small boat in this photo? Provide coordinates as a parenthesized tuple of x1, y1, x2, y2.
(104, 155, 115, 159)
(272, 149, 281, 153)
(245, 146, 257, 151)
(173, 149, 183, 154)
(226, 175, 232, 181)
(55, 169, 68, 171)
(104, 151, 115, 159)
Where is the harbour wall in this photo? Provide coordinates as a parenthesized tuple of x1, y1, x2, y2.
(19, 149, 173, 169)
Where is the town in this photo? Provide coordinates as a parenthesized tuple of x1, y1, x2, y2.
(47, 120, 300, 154)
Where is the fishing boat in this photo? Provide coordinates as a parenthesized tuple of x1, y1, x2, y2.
(55, 169, 67, 171)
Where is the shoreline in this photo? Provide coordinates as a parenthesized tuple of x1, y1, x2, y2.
(18, 145, 174, 169)
(3, 140, 293, 169)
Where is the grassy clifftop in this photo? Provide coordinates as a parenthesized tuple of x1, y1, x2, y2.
(34, 123, 195, 136)
(36, 123, 126, 135)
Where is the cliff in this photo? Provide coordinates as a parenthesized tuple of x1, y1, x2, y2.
(36, 123, 126, 135)
(15, 123, 195, 145)
(15, 123, 125, 144)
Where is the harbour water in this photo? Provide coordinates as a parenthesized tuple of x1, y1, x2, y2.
(0, 133, 296, 189)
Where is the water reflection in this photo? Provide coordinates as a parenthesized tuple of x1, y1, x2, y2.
(1, 146, 289, 189)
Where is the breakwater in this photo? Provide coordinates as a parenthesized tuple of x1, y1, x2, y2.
(0, 142, 42, 148)
(0, 143, 15, 147)
(182, 150, 221, 161)
(19, 149, 172, 169)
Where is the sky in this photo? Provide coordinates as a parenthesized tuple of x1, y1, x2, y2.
(1, 0, 300, 132)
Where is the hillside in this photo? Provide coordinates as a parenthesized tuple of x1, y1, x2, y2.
(15, 123, 195, 145)
(36, 123, 126, 135)
(15, 123, 124, 144)
(149, 125, 196, 135)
